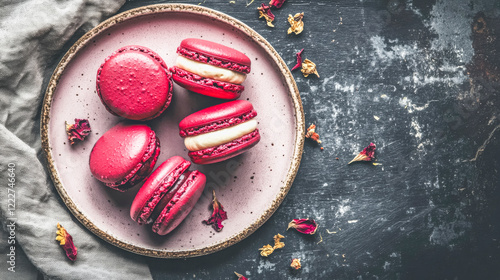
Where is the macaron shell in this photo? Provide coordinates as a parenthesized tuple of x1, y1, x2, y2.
(179, 100, 255, 132)
(106, 136, 161, 192)
(89, 123, 156, 184)
(171, 68, 242, 100)
(130, 156, 190, 223)
(180, 38, 251, 68)
(96, 45, 172, 120)
(153, 171, 206, 235)
(189, 129, 261, 165)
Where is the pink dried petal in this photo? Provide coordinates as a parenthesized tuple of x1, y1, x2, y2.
(65, 118, 91, 145)
(269, 0, 286, 8)
(287, 218, 318, 235)
(234, 271, 248, 280)
(203, 190, 228, 232)
(348, 143, 376, 164)
(291, 49, 304, 71)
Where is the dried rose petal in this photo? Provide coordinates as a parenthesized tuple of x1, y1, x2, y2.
(65, 119, 91, 145)
(273, 233, 285, 249)
(290, 258, 302, 270)
(55, 223, 77, 261)
(258, 3, 275, 27)
(259, 244, 274, 257)
(301, 59, 319, 78)
(291, 49, 304, 71)
(234, 271, 248, 280)
(203, 190, 228, 232)
(287, 12, 304, 35)
(269, 0, 286, 8)
(287, 218, 319, 235)
(305, 124, 322, 144)
(348, 143, 376, 164)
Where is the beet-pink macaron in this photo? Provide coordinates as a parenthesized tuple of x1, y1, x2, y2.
(170, 38, 251, 100)
(179, 100, 260, 164)
(130, 156, 206, 235)
(96, 45, 173, 121)
(89, 123, 160, 192)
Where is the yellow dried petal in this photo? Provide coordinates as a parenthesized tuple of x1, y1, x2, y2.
(301, 59, 319, 78)
(305, 124, 322, 144)
(291, 258, 302, 270)
(287, 13, 304, 35)
(259, 11, 275, 27)
(273, 233, 285, 249)
(259, 244, 274, 257)
(56, 223, 67, 245)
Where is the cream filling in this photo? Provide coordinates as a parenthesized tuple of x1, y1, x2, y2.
(184, 119, 258, 152)
(176, 56, 246, 84)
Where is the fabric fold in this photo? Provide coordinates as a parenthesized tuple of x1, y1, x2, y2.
(0, 0, 153, 279)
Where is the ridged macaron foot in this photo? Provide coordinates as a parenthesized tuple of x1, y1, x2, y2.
(96, 45, 173, 120)
(89, 123, 160, 191)
(170, 38, 251, 100)
(130, 156, 206, 235)
(179, 100, 261, 164)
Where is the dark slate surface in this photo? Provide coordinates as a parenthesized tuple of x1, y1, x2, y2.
(61, 0, 500, 279)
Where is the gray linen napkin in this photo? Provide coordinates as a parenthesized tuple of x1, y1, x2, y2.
(0, 1, 153, 279)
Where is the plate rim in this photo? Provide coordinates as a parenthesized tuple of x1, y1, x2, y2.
(40, 3, 305, 258)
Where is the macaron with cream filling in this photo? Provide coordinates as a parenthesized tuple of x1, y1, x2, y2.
(170, 38, 251, 100)
(179, 100, 261, 164)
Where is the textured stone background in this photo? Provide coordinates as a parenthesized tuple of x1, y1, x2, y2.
(50, 0, 500, 279)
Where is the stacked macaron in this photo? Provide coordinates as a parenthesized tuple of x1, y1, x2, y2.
(130, 156, 206, 235)
(89, 123, 160, 192)
(179, 100, 260, 164)
(96, 45, 173, 120)
(170, 38, 251, 100)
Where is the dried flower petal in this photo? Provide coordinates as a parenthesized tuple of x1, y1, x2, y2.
(269, 0, 286, 8)
(291, 49, 304, 71)
(287, 12, 304, 35)
(301, 58, 319, 78)
(348, 143, 376, 164)
(273, 233, 285, 249)
(56, 223, 77, 261)
(287, 218, 319, 235)
(305, 124, 322, 144)
(234, 271, 248, 280)
(65, 119, 91, 145)
(259, 233, 285, 257)
(290, 258, 302, 270)
(258, 3, 275, 27)
(259, 244, 274, 257)
(203, 190, 228, 232)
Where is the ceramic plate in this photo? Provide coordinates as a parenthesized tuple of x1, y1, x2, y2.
(41, 4, 304, 258)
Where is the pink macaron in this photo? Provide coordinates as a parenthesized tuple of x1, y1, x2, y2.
(179, 100, 261, 164)
(130, 156, 206, 235)
(96, 45, 173, 120)
(89, 123, 160, 191)
(170, 38, 251, 100)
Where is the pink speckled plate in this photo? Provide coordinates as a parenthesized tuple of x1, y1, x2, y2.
(41, 4, 304, 258)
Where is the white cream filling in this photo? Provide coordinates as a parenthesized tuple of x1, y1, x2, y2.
(176, 56, 246, 84)
(184, 119, 258, 152)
